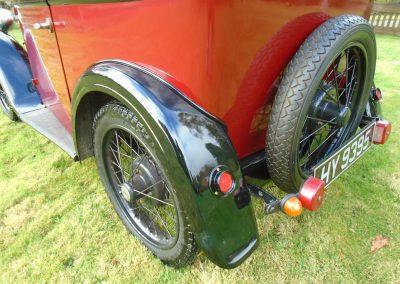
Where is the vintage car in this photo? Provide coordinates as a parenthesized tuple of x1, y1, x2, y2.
(0, 8, 13, 32)
(0, 0, 392, 269)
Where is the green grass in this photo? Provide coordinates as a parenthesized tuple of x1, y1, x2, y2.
(1, 31, 399, 283)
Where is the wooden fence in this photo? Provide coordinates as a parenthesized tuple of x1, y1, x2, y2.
(370, 4, 400, 36)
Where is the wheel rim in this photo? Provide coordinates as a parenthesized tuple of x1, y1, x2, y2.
(297, 45, 366, 175)
(102, 127, 179, 248)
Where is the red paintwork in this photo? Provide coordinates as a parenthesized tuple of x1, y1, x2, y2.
(19, 0, 373, 158)
(17, 6, 72, 132)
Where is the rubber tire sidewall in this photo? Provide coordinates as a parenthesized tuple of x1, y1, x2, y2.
(266, 16, 376, 193)
(93, 103, 195, 266)
(0, 88, 19, 122)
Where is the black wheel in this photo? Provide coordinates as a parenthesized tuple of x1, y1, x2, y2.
(0, 84, 19, 121)
(266, 15, 376, 193)
(93, 103, 196, 267)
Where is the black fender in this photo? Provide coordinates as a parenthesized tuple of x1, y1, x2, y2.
(72, 60, 259, 268)
(0, 32, 42, 113)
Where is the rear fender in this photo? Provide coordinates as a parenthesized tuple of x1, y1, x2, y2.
(0, 32, 42, 113)
(72, 60, 259, 268)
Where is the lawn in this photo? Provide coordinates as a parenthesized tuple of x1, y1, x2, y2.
(0, 29, 399, 282)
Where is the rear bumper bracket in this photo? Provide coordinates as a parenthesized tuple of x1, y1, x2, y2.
(247, 183, 281, 214)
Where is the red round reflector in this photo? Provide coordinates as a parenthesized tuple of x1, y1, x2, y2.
(218, 171, 234, 193)
(299, 176, 325, 211)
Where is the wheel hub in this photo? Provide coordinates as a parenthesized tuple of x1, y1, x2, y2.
(119, 156, 167, 205)
(121, 182, 134, 202)
(312, 86, 352, 127)
(337, 106, 351, 127)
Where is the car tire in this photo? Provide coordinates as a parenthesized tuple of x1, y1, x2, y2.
(0, 84, 19, 122)
(93, 102, 197, 267)
(266, 15, 376, 193)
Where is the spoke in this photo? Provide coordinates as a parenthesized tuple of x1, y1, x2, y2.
(306, 116, 337, 125)
(162, 204, 177, 227)
(115, 131, 125, 183)
(140, 205, 172, 237)
(133, 181, 174, 207)
(345, 49, 349, 102)
(346, 60, 358, 106)
(112, 168, 123, 185)
(129, 133, 134, 182)
(117, 132, 140, 157)
(111, 161, 130, 178)
(332, 61, 340, 107)
(325, 62, 339, 87)
(131, 155, 146, 174)
(338, 58, 356, 100)
(155, 211, 172, 238)
(109, 145, 125, 173)
(300, 118, 335, 144)
(319, 84, 337, 101)
(117, 151, 135, 160)
(132, 206, 157, 234)
(307, 128, 340, 160)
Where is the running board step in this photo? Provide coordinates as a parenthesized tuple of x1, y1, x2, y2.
(19, 107, 76, 158)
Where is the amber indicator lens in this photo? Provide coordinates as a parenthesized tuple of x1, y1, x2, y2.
(282, 196, 303, 217)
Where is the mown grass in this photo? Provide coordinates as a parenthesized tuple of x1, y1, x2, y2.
(0, 29, 399, 283)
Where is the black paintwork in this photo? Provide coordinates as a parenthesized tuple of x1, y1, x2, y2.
(71, 60, 259, 268)
(240, 150, 270, 179)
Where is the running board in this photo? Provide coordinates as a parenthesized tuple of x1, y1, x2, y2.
(19, 107, 76, 159)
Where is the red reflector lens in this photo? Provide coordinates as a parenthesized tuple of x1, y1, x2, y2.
(299, 176, 325, 211)
(373, 120, 391, 145)
(32, 78, 40, 86)
(219, 172, 234, 193)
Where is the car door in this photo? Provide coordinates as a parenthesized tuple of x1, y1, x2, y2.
(16, 0, 71, 133)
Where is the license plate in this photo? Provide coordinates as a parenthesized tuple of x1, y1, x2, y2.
(313, 121, 376, 186)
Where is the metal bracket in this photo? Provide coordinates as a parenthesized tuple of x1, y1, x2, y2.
(247, 183, 281, 214)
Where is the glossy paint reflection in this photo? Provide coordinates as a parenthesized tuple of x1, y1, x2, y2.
(18, 5, 72, 132)
(50, 0, 372, 157)
(72, 60, 258, 268)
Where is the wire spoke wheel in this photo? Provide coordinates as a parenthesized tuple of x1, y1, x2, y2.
(93, 103, 196, 267)
(103, 128, 178, 247)
(0, 84, 19, 121)
(0, 89, 10, 112)
(266, 15, 376, 193)
(298, 46, 364, 175)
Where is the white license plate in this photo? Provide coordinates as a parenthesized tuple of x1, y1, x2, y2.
(313, 121, 376, 186)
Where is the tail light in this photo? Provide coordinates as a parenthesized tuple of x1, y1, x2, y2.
(210, 167, 236, 195)
(299, 177, 325, 211)
(372, 88, 383, 101)
(373, 120, 391, 145)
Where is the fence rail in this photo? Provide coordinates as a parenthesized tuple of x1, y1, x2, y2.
(370, 4, 400, 36)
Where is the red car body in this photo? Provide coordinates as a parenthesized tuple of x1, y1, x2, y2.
(18, 0, 373, 158)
